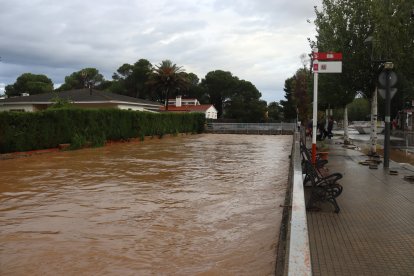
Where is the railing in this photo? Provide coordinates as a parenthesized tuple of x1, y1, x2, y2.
(205, 123, 296, 134)
(287, 131, 312, 275)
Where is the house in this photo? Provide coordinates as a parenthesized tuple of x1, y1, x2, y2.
(167, 97, 199, 106)
(0, 88, 162, 112)
(160, 96, 218, 119)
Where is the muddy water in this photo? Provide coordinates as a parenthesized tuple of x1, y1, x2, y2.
(0, 134, 291, 276)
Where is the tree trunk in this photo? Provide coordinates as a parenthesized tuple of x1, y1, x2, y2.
(369, 87, 378, 155)
(344, 105, 350, 144)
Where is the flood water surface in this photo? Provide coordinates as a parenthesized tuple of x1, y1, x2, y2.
(0, 134, 292, 275)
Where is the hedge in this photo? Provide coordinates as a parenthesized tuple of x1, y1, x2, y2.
(0, 108, 205, 153)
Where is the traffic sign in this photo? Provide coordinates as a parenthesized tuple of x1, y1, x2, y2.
(378, 71, 397, 87)
(312, 52, 342, 60)
(314, 61, 342, 73)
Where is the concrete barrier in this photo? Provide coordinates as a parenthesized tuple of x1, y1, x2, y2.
(287, 132, 312, 275)
(205, 123, 296, 135)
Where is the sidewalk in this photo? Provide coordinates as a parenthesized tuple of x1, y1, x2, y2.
(306, 138, 414, 275)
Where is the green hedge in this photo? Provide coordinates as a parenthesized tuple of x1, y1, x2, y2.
(0, 109, 205, 153)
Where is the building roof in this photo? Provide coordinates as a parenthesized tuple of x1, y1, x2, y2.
(160, 104, 216, 112)
(0, 89, 162, 107)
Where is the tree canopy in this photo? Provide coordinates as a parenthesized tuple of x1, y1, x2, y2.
(146, 60, 190, 108)
(371, 0, 414, 117)
(280, 76, 297, 121)
(312, 0, 374, 108)
(181, 72, 208, 103)
(312, 0, 414, 116)
(57, 68, 104, 91)
(111, 59, 153, 99)
(280, 68, 312, 123)
(201, 70, 238, 118)
(5, 73, 53, 97)
(267, 102, 283, 122)
(199, 70, 267, 121)
(224, 79, 267, 122)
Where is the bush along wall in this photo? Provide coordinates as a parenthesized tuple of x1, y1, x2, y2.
(0, 109, 205, 153)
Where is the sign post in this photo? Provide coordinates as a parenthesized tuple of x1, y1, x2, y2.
(312, 48, 319, 164)
(378, 62, 397, 168)
(311, 50, 342, 164)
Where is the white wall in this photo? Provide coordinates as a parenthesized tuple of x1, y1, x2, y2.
(117, 104, 145, 111)
(0, 104, 35, 112)
(205, 106, 217, 119)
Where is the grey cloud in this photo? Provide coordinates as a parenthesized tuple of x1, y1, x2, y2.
(214, 0, 319, 30)
(0, 0, 320, 102)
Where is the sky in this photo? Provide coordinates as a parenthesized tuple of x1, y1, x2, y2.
(0, 0, 321, 103)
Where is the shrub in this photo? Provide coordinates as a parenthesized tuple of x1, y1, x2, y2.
(0, 109, 205, 153)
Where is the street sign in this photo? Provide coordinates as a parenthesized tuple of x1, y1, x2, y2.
(312, 52, 342, 60)
(314, 61, 342, 73)
(378, 88, 397, 99)
(310, 49, 342, 164)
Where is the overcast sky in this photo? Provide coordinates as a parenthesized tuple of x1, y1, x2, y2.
(0, 0, 321, 103)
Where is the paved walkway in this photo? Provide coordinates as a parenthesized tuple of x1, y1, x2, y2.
(305, 139, 414, 276)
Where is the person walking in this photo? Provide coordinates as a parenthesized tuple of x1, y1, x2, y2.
(327, 117, 334, 139)
(306, 120, 313, 137)
(318, 120, 327, 140)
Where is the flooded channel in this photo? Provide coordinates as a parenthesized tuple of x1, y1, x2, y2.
(0, 134, 292, 275)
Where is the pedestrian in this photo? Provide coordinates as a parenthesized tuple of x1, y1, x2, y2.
(327, 116, 334, 139)
(392, 119, 397, 130)
(306, 120, 312, 137)
(318, 121, 327, 140)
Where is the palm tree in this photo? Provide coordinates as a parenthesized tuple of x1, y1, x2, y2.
(147, 60, 189, 110)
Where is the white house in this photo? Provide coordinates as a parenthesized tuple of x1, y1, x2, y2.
(0, 88, 162, 112)
(167, 96, 200, 106)
(161, 96, 218, 119)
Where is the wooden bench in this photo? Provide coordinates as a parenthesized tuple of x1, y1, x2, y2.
(302, 159, 343, 213)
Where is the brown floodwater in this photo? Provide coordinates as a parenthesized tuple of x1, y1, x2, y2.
(0, 134, 292, 276)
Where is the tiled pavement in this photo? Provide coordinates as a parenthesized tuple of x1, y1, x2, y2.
(306, 141, 414, 276)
